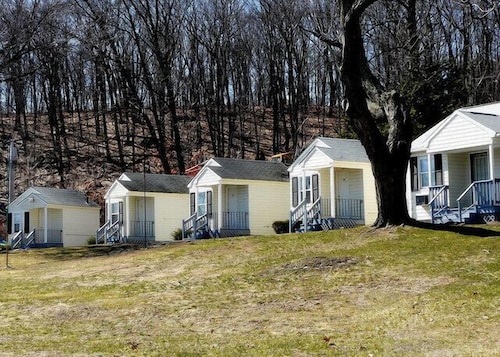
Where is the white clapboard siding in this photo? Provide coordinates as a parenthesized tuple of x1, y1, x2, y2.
(428, 115, 492, 152)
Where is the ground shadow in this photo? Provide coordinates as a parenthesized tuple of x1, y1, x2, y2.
(408, 219, 500, 237)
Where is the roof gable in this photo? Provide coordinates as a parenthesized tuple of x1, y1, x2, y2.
(9, 187, 99, 210)
(289, 137, 368, 172)
(412, 102, 500, 153)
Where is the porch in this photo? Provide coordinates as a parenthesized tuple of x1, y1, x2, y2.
(11, 229, 63, 249)
(289, 197, 363, 233)
(182, 211, 250, 239)
(96, 220, 154, 244)
(429, 179, 500, 224)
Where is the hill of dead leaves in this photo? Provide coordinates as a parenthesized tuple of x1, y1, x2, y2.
(0, 107, 344, 236)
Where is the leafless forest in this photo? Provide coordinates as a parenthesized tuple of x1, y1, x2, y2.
(1, 0, 500, 226)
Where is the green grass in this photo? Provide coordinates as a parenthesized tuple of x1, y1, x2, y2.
(0, 226, 498, 356)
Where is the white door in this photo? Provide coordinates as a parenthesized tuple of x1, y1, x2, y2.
(336, 171, 350, 218)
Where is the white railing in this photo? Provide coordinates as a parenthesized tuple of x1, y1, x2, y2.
(457, 179, 495, 222)
(130, 220, 154, 238)
(96, 221, 110, 244)
(96, 220, 121, 244)
(335, 198, 363, 220)
(289, 198, 322, 233)
(182, 212, 209, 239)
(10, 231, 24, 249)
(289, 199, 307, 233)
(222, 211, 249, 229)
(24, 229, 36, 246)
(429, 185, 449, 224)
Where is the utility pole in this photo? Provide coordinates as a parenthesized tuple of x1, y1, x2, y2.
(6, 139, 18, 268)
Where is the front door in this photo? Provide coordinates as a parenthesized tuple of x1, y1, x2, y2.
(226, 186, 248, 229)
(336, 171, 350, 217)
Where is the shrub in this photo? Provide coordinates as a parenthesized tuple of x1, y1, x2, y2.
(272, 220, 289, 234)
(171, 228, 184, 240)
(87, 236, 96, 245)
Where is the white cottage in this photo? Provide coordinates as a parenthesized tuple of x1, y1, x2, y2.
(407, 102, 500, 223)
(8, 187, 100, 248)
(101, 172, 191, 243)
(182, 158, 289, 238)
(288, 137, 377, 231)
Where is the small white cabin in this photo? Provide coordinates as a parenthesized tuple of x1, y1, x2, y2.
(101, 172, 191, 243)
(407, 102, 500, 223)
(288, 137, 377, 231)
(8, 187, 100, 247)
(182, 158, 289, 238)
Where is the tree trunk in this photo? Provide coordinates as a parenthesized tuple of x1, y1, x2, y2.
(340, 0, 412, 227)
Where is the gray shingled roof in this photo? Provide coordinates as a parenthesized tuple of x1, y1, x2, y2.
(31, 187, 99, 207)
(119, 173, 190, 193)
(208, 158, 289, 182)
(461, 111, 500, 134)
(315, 137, 369, 162)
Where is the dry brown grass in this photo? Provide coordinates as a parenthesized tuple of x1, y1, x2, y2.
(0, 226, 498, 356)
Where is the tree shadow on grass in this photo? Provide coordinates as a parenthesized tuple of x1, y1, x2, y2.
(408, 219, 500, 237)
(43, 244, 140, 261)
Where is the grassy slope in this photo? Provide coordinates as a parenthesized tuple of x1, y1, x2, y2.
(0, 226, 498, 356)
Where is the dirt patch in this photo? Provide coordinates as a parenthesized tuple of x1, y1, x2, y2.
(282, 256, 358, 270)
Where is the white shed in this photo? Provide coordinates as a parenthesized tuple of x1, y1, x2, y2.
(182, 158, 289, 238)
(407, 102, 500, 223)
(8, 187, 100, 247)
(288, 137, 377, 231)
(102, 172, 191, 243)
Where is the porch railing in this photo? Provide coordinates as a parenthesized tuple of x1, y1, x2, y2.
(36, 229, 62, 244)
(11, 229, 37, 249)
(96, 221, 110, 244)
(289, 199, 307, 233)
(289, 198, 322, 233)
(457, 179, 496, 222)
(222, 211, 249, 229)
(10, 231, 24, 249)
(182, 213, 209, 239)
(307, 198, 322, 222)
(429, 185, 449, 224)
(130, 220, 154, 237)
(335, 198, 363, 220)
(321, 198, 331, 218)
(96, 220, 121, 244)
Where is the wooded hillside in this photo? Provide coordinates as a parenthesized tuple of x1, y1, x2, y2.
(2, 0, 500, 232)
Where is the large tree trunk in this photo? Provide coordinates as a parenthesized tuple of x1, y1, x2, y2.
(340, 0, 412, 227)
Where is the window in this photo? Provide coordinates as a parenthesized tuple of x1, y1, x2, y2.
(13, 213, 21, 232)
(111, 202, 123, 224)
(410, 154, 443, 191)
(196, 191, 213, 216)
(300, 176, 312, 203)
(419, 157, 429, 188)
(410, 157, 418, 191)
(433, 154, 443, 186)
(197, 192, 206, 215)
(292, 174, 319, 206)
(190, 193, 196, 215)
(471, 152, 489, 181)
(292, 177, 298, 207)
